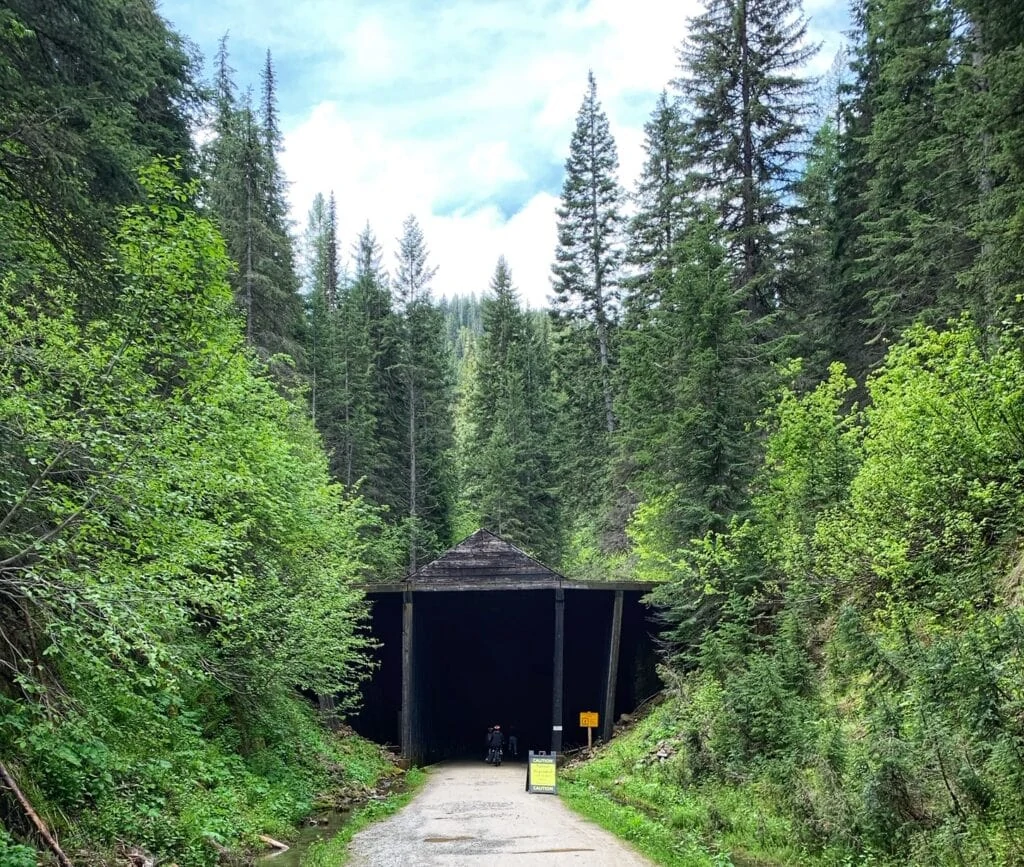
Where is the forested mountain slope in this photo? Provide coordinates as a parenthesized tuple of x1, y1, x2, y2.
(0, 4, 392, 863)
(2, 0, 1023, 863)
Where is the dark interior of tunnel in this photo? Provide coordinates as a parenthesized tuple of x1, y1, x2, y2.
(350, 593, 403, 746)
(412, 590, 555, 763)
(349, 588, 661, 763)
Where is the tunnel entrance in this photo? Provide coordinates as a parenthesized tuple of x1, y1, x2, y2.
(412, 590, 553, 762)
(349, 529, 661, 764)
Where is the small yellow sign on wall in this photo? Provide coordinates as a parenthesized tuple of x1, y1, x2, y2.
(579, 711, 599, 728)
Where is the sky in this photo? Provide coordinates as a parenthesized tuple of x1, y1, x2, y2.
(157, 0, 850, 308)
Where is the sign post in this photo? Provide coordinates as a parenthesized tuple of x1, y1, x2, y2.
(527, 751, 557, 794)
(580, 711, 599, 749)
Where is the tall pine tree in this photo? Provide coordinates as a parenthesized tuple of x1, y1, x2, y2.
(551, 71, 625, 438)
(202, 41, 303, 361)
(347, 224, 403, 510)
(392, 216, 454, 568)
(852, 0, 976, 343)
(463, 258, 560, 561)
(627, 90, 692, 288)
(618, 213, 759, 567)
(674, 0, 816, 316)
(301, 191, 377, 493)
(550, 72, 625, 542)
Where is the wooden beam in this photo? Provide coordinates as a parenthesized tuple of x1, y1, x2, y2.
(401, 589, 414, 760)
(602, 590, 624, 742)
(551, 587, 565, 754)
(362, 580, 657, 594)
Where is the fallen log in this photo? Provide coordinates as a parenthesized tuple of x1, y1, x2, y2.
(0, 760, 73, 867)
(258, 833, 290, 852)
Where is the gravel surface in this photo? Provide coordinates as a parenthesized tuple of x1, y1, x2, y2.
(346, 760, 654, 866)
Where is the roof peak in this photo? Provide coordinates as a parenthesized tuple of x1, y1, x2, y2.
(408, 528, 565, 589)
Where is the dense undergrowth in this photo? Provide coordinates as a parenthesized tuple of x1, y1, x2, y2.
(582, 320, 1024, 866)
(562, 698, 855, 866)
(2, 688, 397, 865)
(0, 165, 400, 864)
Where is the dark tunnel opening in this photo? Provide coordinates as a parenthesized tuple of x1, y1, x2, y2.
(351, 593, 403, 747)
(350, 588, 661, 763)
(413, 590, 554, 763)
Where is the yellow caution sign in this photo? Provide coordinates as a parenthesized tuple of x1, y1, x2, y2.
(527, 751, 557, 794)
(579, 711, 599, 728)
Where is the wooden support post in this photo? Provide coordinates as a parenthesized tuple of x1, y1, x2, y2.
(602, 590, 624, 743)
(551, 587, 565, 754)
(401, 589, 414, 760)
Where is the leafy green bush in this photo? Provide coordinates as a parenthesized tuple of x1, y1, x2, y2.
(641, 321, 1024, 863)
(0, 827, 36, 867)
(0, 164, 389, 862)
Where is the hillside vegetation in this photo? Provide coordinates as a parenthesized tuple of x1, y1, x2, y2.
(567, 323, 1024, 864)
(2, 0, 1024, 863)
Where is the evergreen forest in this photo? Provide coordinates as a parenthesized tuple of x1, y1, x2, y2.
(1, 0, 1023, 864)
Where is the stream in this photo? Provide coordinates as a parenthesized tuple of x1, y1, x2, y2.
(257, 809, 352, 867)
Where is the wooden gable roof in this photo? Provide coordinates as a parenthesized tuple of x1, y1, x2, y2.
(408, 528, 563, 590)
(364, 528, 656, 593)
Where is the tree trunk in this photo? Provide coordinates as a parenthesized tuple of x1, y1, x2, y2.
(245, 170, 255, 344)
(738, 0, 760, 310)
(971, 19, 996, 334)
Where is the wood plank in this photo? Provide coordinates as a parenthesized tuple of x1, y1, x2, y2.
(551, 588, 565, 754)
(602, 590, 624, 742)
(401, 590, 413, 759)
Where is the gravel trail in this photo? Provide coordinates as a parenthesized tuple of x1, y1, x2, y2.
(346, 760, 654, 866)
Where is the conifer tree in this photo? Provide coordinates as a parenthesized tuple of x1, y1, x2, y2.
(826, 1, 884, 379)
(852, 0, 975, 342)
(202, 41, 303, 361)
(619, 214, 759, 562)
(439, 293, 484, 363)
(621, 90, 692, 387)
(301, 191, 371, 493)
(674, 0, 816, 316)
(782, 120, 848, 380)
(303, 192, 334, 426)
(463, 258, 559, 560)
(551, 71, 625, 438)
(393, 216, 454, 569)
(0, 0, 198, 283)
(348, 224, 402, 509)
(628, 91, 692, 287)
(954, 0, 1024, 328)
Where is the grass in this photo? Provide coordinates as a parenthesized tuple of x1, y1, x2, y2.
(300, 767, 427, 866)
(558, 700, 859, 867)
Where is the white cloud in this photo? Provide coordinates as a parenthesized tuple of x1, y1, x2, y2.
(269, 1, 702, 307)
(345, 15, 399, 82)
(232, 0, 847, 308)
(281, 99, 559, 305)
(424, 192, 561, 304)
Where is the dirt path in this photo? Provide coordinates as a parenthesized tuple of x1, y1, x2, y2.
(346, 761, 654, 866)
